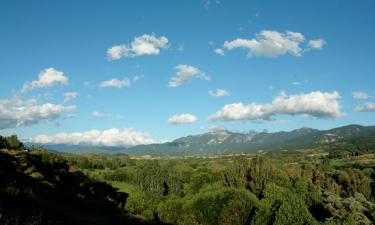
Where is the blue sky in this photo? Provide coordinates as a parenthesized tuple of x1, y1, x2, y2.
(0, 0, 374, 146)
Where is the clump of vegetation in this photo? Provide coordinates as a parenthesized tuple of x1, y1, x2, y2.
(0, 135, 24, 151)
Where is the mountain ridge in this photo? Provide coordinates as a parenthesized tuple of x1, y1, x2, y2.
(27, 124, 375, 155)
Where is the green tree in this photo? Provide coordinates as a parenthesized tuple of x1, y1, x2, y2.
(157, 196, 185, 224)
(252, 183, 317, 225)
(182, 184, 259, 225)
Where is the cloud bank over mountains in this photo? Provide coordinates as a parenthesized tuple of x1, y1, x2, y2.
(31, 128, 158, 147)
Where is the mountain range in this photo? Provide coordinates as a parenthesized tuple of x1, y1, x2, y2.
(27, 124, 375, 156)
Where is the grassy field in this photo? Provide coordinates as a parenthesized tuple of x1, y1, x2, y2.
(107, 181, 135, 194)
(330, 153, 375, 167)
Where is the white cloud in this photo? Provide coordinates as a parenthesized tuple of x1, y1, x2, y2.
(0, 97, 76, 129)
(91, 111, 123, 120)
(63, 92, 79, 102)
(22, 68, 69, 92)
(31, 128, 157, 147)
(99, 78, 130, 88)
(168, 65, 210, 88)
(209, 89, 230, 97)
(99, 75, 142, 88)
(355, 102, 375, 112)
(168, 113, 197, 125)
(107, 45, 128, 60)
(214, 48, 225, 56)
(107, 34, 169, 60)
(308, 39, 326, 50)
(223, 30, 324, 58)
(352, 91, 370, 100)
(292, 81, 302, 85)
(208, 91, 343, 121)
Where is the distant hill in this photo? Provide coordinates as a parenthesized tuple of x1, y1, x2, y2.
(28, 124, 375, 156)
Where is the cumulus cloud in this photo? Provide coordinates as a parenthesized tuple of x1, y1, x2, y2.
(22, 68, 69, 92)
(107, 34, 168, 60)
(308, 39, 326, 50)
(31, 128, 157, 147)
(63, 92, 79, 102)
(355, 102, 375, 112)
(208, 91, 343, 121)
(168, 113, 197, 125)
(168, 65, 210, 88)
(352, 91, 370, 100)
(91, 111, 123, 120)
(214, 48, 225, 56)
(223, 30, 324, 58)
(209, 89, 230, 97)
(99, 78, 130, 88)
(0, 97, 76, 129)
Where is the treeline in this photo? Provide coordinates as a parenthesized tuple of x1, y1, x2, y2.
(326, 136, 375, 159)
(0, 135, 24, 150)
(74, 153, 375, 225)
(64, 153, 133, 170)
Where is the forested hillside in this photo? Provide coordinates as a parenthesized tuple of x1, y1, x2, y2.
(0, 136, 151, 225)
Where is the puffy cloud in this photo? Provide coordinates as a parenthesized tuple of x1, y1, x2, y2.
(214, 48, 225, 56)
(209, 89, 230, 97)
(99, 78, 130, 88)
(0, 97, 76, 129)
(107, 45, 128, 60)
(308, 39, 326, 50)
(63, 92, 79, 102)
(208, 91, 343, 121)
(91, 111, 123, 120)
(107, 34, 168, 60)
(31, 128, 157, 147)
(168, 113, 197, 125)
(22, 68, 69, 92)
(355, 102, 375, 112)
(223, 30, 324, 58)
(352, 91, 370, 100)
(168, 65, 210, 88)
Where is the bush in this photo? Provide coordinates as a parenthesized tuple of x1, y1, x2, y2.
(181, 184, 259, 225)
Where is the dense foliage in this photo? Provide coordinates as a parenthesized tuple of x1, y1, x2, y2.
(0, 135, 24, 151)
(1, 134, 375, 225)
(65, 148, 375, 225)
